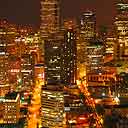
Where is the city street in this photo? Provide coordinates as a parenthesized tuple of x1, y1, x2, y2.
(27, 80, 42, 128)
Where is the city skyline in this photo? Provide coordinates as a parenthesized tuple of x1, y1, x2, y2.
(1, 0, 128, 128)
(0, 0, 115, 28)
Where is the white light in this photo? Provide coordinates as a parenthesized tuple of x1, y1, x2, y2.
(102, 92, 105, 96)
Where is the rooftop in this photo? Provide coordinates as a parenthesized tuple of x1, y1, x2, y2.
(5, 91, 18, 100)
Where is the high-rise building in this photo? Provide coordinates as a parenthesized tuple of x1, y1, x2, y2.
(20, 54, 35, 88)
(44, 25, 77, 85)
(77, 10, 96, 81)
(86, 39, 105, 73)
(0, 27, 9, 85)
(80, 10, 96, 40)
(104, 34, 117, 62)
(62, 21, 77, 85)
(40, 0, 60, 37)
(44, 35, 64, 85)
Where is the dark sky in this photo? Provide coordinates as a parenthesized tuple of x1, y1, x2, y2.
(0, 0, 116, 28)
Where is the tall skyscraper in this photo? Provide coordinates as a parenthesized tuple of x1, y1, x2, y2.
(44, 35, 64, 85)
(40, 0, 60, 38)
(77, 10, 96, 81)
(62, 20, 77, 85)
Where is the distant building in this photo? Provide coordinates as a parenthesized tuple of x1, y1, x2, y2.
(40, 0, 60, 37)
(0, 27, 9, 85)
(80, 10, 96, 40)
(20, 54, 35, 87)
(86, 39, 105, 73)
(104, 35, 117, 62)
(77, 10, 96, 81)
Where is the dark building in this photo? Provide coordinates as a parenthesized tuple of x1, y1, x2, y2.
(44, 34, 64, 85)
(62, 28, 77, 85)
(44, 29, 77, 86)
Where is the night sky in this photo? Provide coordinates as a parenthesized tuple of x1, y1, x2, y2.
(0, 0, 116, 28)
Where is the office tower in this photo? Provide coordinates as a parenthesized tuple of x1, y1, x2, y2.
(0, 93, 20, 126)
(114, 0, 128, 60)
(62, 20, 77, 85)
(0, 25, 12, 97)
(42, 35, 66, 127)
(20, 54, 35, 88)
(114, 16, 128, 60)
(77, 10, 96, 82)
(86, 39, 105, 73)
(25, 32, 43, 63)
(41, 86, 65, 128)
(40, 0, 60, 37)
(80, 10, 96, 40)
(0, 27, 9, 85)
(77, 31, 87, 81)
(104, 35, 117, 62)
(44, 35, 64, 85)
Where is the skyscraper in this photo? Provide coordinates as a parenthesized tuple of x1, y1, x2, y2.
(80, 10, 96, 40)
(86, 39, 105, 73)
(77, 10, 96, 81)
(40, 0, 60, 38)
(62, 20, 77, 85)
(44, 35, 64, 85)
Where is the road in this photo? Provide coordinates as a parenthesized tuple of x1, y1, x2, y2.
(77, 80, 103, 128)
(27, 80, 42, 128)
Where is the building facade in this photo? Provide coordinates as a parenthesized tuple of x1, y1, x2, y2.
(86, 39, 105, 74)
(0, 93, 20, 125)
(41, 87, 65, 127)
(44, 35, 64, 85)
(80, 10, 96, 40)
